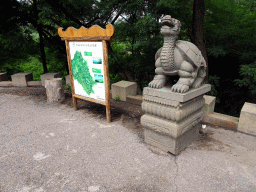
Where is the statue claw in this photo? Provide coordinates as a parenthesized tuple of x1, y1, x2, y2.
(171, 83, 189, 93)
(149, 80, 164, 88)
(148, 75, 166, 89)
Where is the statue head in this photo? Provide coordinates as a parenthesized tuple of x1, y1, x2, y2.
(160, 15, 181, 37)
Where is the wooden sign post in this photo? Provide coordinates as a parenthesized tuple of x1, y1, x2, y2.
(58, 24, 114, 123)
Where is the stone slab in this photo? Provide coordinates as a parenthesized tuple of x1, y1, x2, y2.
(0, 81, 12, 86)
(143, 84, 211, 103)
(27, 81, 42, 86)
(238, 102, 256, 136)
(0, 73, 8, 81)
(203, 112, 238, 131)
(40, 73, 61, 87)
(111, 81, 137, 101)
(144, 122, 200, 155)
(11, 73, 33, 86)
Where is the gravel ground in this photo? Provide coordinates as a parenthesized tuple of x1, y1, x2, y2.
(0, 86, 222, 147)
(0, 86, 145, 136)
(1, 86, 256, 191)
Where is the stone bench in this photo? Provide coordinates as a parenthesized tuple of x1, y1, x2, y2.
(11, 73, 33, 86)
(111, 80, 137, 101)
(0, 73, 8, 81)
(40, 73, 61, 87)
(238, 102, 256, 136)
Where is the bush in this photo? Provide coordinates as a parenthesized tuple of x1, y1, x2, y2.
(19, 56, 43, 81)
(234, 61, 256, 94)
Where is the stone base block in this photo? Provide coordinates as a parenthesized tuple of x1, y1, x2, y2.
(0, 73, 8, 81)
(141, 109, 202, 155)
(111, 81, 137, 101)
(40, 73, 61, 87)
(27, 81, 42, 86)
(65, 75, 71, 86)
(11, 73, 33, 86)
(141, 84, 211, 155)
(143, 84, 211, 102)
(144, 123, 200, 155)
(141, 110, 203, 139)
(238, 102, 256, 136)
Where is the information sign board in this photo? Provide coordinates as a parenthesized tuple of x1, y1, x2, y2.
(58, 24, 114, 122)
(69, 41, 105, 101)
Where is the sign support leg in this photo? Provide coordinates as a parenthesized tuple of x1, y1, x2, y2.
(103, 40, 111, 123)
(106, 104, 111, 123)
(73, 97, 77, 110)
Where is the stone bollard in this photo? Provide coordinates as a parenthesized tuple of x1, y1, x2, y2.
(45, 78, 65, 103)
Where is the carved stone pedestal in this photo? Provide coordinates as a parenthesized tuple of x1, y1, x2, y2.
(141, 84, 211, 155)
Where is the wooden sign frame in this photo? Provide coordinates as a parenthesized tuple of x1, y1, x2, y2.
(58, 24, 114, 123)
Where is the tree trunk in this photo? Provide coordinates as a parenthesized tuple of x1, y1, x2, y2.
(33, 0, 48, 74)
(192, 0, 208, 82)
(38, 24, 48, 73)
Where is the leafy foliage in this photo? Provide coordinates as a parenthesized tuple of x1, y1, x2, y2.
(0, 25, 38, 79)
(64, 84, 71, 90)
(234, 61, 256, 94)
(109, 13, 163, 91)
(19, 56, 43, 81)
(204, 75, 220, 104)
(114, 95, 121, 102)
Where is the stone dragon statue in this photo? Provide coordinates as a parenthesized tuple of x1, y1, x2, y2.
(148, 15, 207, 93)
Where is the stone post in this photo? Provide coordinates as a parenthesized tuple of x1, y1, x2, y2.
(140, 84, 211, 155)
(45, 78, 65, 103)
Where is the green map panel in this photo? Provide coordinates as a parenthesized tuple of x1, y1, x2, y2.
(84, 51, 92, 56)
(71, 51, 97, 95)
(92, 68, 101, 73)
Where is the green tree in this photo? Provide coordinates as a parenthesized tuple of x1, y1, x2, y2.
(32, 0, 48, 73)
(0, 0, 38, 79)
(192, 0, 208, 81)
